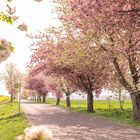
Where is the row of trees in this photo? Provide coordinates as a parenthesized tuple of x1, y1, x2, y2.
(25, 74, 76, 107)
(26, 0, 140, 120)
(66, 0, 140, 120)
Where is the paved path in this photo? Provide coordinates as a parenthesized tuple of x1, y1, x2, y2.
(21, 100, 140, 140)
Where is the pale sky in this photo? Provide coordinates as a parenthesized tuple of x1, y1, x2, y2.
(0, 0, 118, 98)
(0, 0, 59, 95)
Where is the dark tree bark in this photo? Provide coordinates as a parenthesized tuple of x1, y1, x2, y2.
(120, 101, 124, 111)
(56, 97, 60, 105)
(78, 74, 95, 112)
(130, 92, 140, 121)
(66, 93, 71, 107)
(112, 57, 140, 120)
(100, 36, 140, 120)
(87, 90, 95, 112)
(42, 94, 46, 102)
(112, 57, 131, 91)
(10, 94, 13, 103)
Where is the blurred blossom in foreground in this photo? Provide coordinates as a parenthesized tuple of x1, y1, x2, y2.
(17, 125, 53, 140)
(0, 39, 13, 63)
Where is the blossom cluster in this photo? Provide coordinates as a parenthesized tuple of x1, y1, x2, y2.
(0, 39, 12, 63)
(17, 125, 53, 140)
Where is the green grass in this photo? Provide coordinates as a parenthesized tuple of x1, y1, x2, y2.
(46, 98, 140, 127)
(0, 96, 9, 103)
(0, 102, 28, 140)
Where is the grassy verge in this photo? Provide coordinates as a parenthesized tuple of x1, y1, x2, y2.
(0, 96, 9, 103)
(46, 98, 140, 127)
(0, 102, 28, 140)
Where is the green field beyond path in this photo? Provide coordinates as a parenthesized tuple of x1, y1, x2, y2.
(46, 98, 140, 127)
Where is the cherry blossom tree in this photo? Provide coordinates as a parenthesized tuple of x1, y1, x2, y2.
(0, 63, 21, 102)
(54, 0, 140, 120)
(43, 75, 75, 107)
(41, 75, 63, 105)
(28, 27, 110, 112)
(25, 75, 48, 102)
(59, 77, 76, 107)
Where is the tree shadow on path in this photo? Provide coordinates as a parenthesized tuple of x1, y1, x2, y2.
(22, 101, 140, 140)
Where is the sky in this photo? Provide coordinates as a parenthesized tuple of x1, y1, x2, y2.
(0, 0, 118, 98)
(0, 0, 59, 95)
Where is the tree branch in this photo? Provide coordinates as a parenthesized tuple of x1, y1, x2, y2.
(118, 9, 140, 13)
(127, 38, 139, 86)
(113, 57, 132, 91)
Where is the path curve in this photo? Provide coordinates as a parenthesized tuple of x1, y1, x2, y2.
(21, 100, 140, 140)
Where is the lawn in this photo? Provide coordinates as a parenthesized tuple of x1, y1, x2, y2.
(0, 102, 28, 140)
(0, 96, 9, 103)
(46, 98, 140, 127)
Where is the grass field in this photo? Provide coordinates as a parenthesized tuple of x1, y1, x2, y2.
(0, 96, 9, 103)
(46, 98, 140, 127)
(0, 101, 28, 140)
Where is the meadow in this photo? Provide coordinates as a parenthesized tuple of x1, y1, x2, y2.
(0, 96, 9, 103)
(0, 97, 28, 140)
(46, 98, 140, 127)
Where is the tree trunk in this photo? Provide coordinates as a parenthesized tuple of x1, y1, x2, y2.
(87, 90, 95, 112)
(130, 92, 140, 121)
(120, 101, 124, 111)
(10, 94, 13, 103)
(42, 95, 46, 102)
(66, 93, 71, 107)
(37, 95, 41, 102)
(56, 97, 60, 105)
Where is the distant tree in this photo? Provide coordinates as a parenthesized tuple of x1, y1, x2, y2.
(44, 75, 75, 107)
(22, 89, 38, 100)
(106, 95, 112, 110)
(0, 63, 22, 102)
(113, 84, 127, 111)
(25, 75, 48, 102)
(60, 77, 76, 107)
(42, 75, 63, 105)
